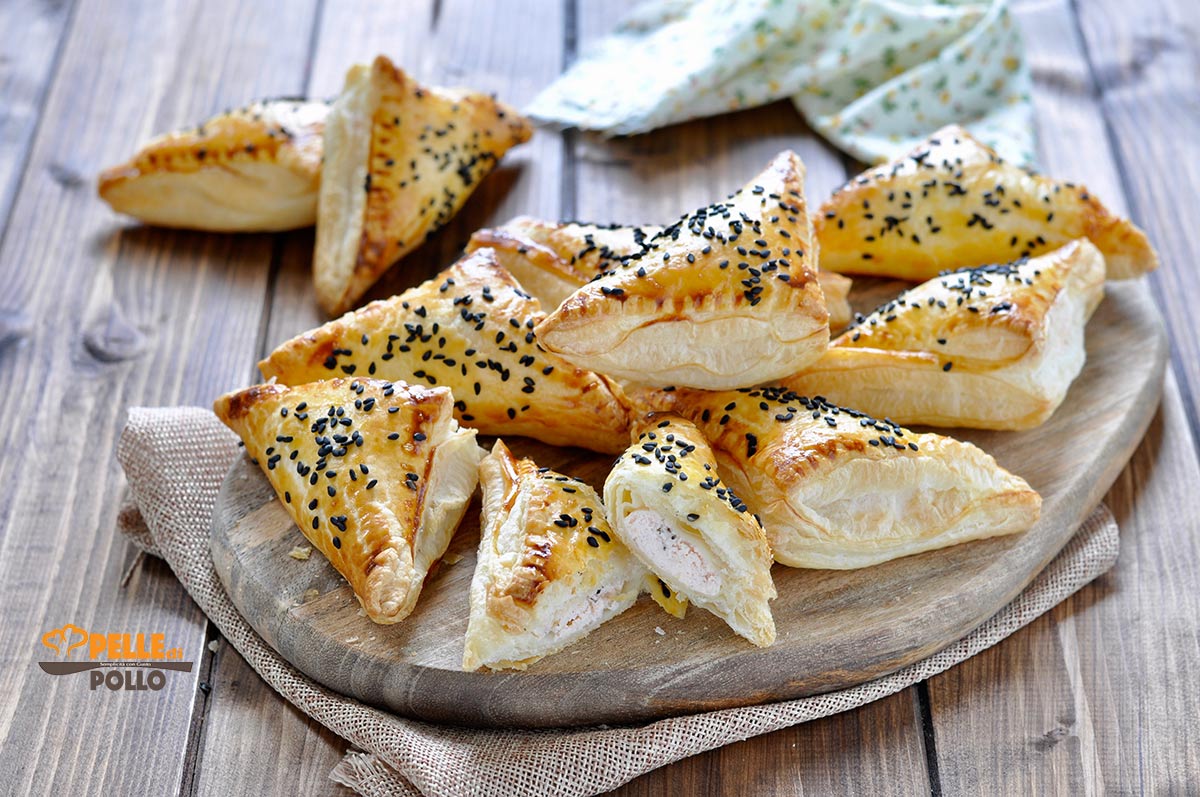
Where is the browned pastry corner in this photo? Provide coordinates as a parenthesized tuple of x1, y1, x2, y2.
(315, 55, 533, 315)
(261, 247, 633, 453)
(98, 98, 328, 231)
(213, 378, 482, 624)
(815, 124, 1158, 281)
(785, 239, 1106, 430)
(533, 152, 830, 389)
(463, 440, 645, 671)
(671, 386, 1042, 569)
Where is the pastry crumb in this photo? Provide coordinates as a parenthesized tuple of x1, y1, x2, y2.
(654, 626, 666, 636)
(344, 636, 360, 645)
(300, 588, 320, 604)
(288, 545, 313, 561)
(207, 640, 220, 653)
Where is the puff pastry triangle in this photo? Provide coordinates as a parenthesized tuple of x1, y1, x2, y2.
(468, 217, 660, 308)
(261, 248, 632, 453)
(672, 387, 1042, 569)
(213, 378, 483, 623)
(99, 98, 328, 231)
(534, 152, 830, 389)
(605, 414, 776, 646)
(785, 240, 1105, 430)
(470, 215, 854, 329)
(315, 55, 533, 314)
(815, 125, 1158, 281)
(462, 440, 646, 670)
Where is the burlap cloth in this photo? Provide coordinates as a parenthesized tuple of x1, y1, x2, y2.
(115, 406, 1119, 797)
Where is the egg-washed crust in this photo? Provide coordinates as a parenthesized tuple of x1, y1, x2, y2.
(672, 386, 1042, 569)
(469, 215, 854, 329)
(815, 125, 1158, 281)
(98, 98, 328, 231)
(605, 414, 776, 647)
(314, 55, 533, 315)
(213, 378, 482, 624)
(463, 440, 644, 670)
(784, 240, 1105, 430)
(468, 217, 663, 307)
(261, 248, 632, 453)
(480, 440, 625, 610)
(534, 151, 830, 389)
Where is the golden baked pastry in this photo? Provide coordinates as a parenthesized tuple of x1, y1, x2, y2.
(462, 440, 646, 670)
(672, 386, 1042, 569)
(468, 217, 663, 308)
(260, 248, 632, 453)
(605, 414, 776, 646)
(98, 98, 327, 231)
(785, 240, 1105, 430)
(818, 271, 854, 333)
(213, 378, 483, 624)
(533, 152, 830, 389)
(816, 125, 1158, 281)
(469, 215, 854, 328)
(315, 55, 533, 314)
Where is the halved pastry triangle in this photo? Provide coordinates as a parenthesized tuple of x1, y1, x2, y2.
(99, 98, 328, 231)
(815, 125, 1158, 281)
(605, 414, 776, 647)
(533, 152, 831, 389)
(470, 215, 854, 329)
(463, 440, 646, 670)
(672, 387, 1042, 569)
(213, 378, 483, 624)
(315, 55, 533, 315)
(785, 240, 1105, 430)
(260, 248, 633, 453)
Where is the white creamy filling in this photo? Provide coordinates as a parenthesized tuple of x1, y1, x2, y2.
(623, 509, 720, 598)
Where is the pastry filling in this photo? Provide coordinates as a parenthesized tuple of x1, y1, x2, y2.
(622, 509, 721, 598)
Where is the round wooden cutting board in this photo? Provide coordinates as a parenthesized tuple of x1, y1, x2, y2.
(210, 281, 1165, 728)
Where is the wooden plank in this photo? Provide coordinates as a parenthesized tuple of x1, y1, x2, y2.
(568, 0, 928, 792)
(0, 0, 77, 229)
(193, 0, 566, 788)
(923, 0, 1200, 792)
(1072, 0, 1200, 444)
(192, 638, 353, 796)
(0, 0, 319, 794)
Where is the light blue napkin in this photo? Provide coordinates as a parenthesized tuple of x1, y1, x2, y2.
(527, 0, 1036, 166)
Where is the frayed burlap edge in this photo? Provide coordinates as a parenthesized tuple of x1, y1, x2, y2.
(116, 407, 1118, 797)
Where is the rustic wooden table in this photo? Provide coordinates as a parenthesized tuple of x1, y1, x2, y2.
(1, 0, 1197, 793)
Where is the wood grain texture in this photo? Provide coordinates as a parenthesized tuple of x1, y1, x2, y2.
(919, 1, 1200, 793)
(210, 278, 1164, 728)
(0, 0, 1193, 791)
(0, 0, 76, 229)
(1072, 0, 1200, 444)
(0, 0, 318, 794)
(192, 637, 353, 797)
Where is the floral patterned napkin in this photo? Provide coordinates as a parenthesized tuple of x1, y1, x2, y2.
(526, 0, 1035, 166)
